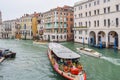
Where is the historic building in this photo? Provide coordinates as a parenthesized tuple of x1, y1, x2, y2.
(1, 19, 17, 39)
(74, 0, 120, 49)
(43, 5, 74, 42)
(19, 14, 33, 40)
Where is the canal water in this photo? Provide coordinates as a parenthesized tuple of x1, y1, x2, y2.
(0, 40, 120, 80)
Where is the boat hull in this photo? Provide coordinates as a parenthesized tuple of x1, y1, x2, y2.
(47, 49, 86, 80)
(0, 57, 5, 63)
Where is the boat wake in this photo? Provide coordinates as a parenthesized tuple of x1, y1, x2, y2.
(101, 56, 120, 66)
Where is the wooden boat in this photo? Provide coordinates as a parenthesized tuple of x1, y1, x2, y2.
(0, 48, 16, 58)
(77, 47, 102, 58)
(0, 57, 5, 63)
(33, 40, 48, 45)
(48, 43, 86, 80)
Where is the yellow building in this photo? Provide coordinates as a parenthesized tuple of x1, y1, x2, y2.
(19, 14, 33, 40)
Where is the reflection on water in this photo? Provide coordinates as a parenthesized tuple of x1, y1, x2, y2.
(0, 40, 120, 80)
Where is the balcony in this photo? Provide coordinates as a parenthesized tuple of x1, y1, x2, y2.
(73, 26, 88, 30)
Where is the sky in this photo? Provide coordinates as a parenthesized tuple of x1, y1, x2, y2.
(0, 0, 80, 21)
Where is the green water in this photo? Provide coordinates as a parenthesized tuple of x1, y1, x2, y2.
(0, 40, 120, 80)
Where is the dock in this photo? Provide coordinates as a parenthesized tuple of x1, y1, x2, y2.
(0, 57, 5, 63)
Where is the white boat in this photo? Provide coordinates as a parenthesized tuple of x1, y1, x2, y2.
(77, 47, 102, 58)
(48, 43, 86, 80)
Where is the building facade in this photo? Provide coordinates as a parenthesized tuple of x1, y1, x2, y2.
(43, 5, 74, 42)
(74, 0, 120, 49)
(19, 14, 33, 40)
(1, 20, 16, 39)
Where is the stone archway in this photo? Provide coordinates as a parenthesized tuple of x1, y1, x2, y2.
(97, 31, 106, 47)
(89, 31, 96, 46)
(108, 31, 118, 48)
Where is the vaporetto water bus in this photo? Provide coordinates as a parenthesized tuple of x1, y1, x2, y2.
(48, 43, 86, 80)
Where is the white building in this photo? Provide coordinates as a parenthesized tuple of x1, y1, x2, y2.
(74, 0, 120, 49)
(1, 20, 16, 39)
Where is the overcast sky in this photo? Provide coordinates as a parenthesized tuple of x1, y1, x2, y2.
(0, 0, 81, 21)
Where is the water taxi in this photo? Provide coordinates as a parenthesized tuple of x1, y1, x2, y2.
(48, 43, 86, 80)
(77, 47, 102, 58)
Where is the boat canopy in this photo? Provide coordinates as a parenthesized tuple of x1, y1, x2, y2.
(49, 43, 80, 59)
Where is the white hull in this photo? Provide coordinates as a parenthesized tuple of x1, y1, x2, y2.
(77, 48, 102, 58)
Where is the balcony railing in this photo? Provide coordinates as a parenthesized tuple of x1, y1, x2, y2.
(74, 26, 87, 28)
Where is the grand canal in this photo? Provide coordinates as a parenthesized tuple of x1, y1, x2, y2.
(0, 40, 120, 80)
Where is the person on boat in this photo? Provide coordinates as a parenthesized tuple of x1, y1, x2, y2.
(77, 64, 83, 72)
(63, 65, 70, 73)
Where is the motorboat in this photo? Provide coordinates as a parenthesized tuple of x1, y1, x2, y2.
(48, 43, 86, 80)
(0, 48, 16, 58)
(77, 47, 102, 58)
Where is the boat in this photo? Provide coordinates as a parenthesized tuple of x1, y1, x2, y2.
(77, 47, 102, 58)
(0, 57, 5, 63)
(48, 43, 86, 80)
(0, 48, 16, 58)
(33, 40, 48, 45)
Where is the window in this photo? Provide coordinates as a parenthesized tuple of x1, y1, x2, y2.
(97, 20, 99, 27)
(104, 0, 106, 3)
(85, 4, 87, 8)
(108, 7, 110, 13)
(79, 7, 81, 10)
(81, 22, 83, 26)
(97, 0, 99, 5)
(52, 36, 55, 39)
(79, 31, 82, 34)
(75, 15, 76, 18)
(94, 1, 96, 6)
(116, 18, 119, 27)
(104, 19, 106, 26)
(81, 13, 83, 17)
(75, 23, 76, 27)
(94, 21, 96, 27)
(116, 5, 119, 11)
(85, 31, 87, 35)
(89, 3, 91, 7)
(70, 18, 73, 21)
(89, 11, 91, 16)
(74, 8, 76, 11)
(94, 10, 96, 15)
(104, 8, 106, 13)
(97, 9, 100, 14)
(79, 22, 81, 26)
(79, 14, 80, 18)
(108, 19, 110, 27)
(86, 22, 87, 27)
(89, 21, 91, 27)
(86, 12, 87, 16)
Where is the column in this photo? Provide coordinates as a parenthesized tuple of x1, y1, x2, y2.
(106, 33, 108, 48)
(118, 34, 120, 50)
(96, 33, 98, 45)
